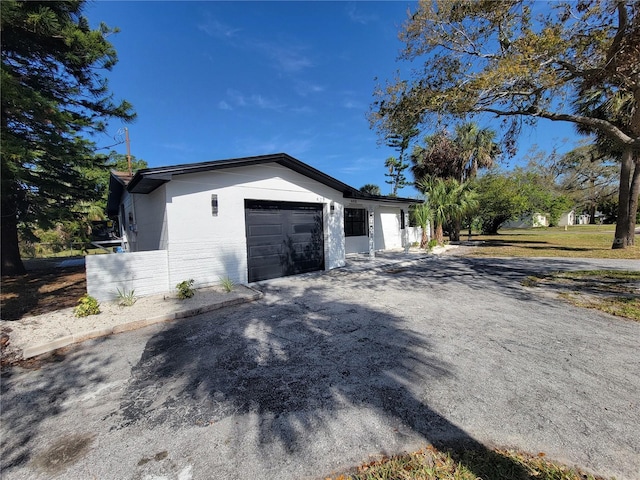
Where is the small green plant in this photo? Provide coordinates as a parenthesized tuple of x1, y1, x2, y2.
(74, 294, 100, 317)
(116, 287, 137, 306)
(427, 238, 439, 250)
(220, 276, 234, 293)
(176, 279, 195, 299)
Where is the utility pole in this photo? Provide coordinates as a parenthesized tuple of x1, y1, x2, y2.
(125, 127, 132, 176)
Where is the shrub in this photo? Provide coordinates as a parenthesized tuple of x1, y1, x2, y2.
(74, 295, 100, 317)
(176, 279, 195, 299)
(427, 238, 439, 250)
(116, 287, 137, 306)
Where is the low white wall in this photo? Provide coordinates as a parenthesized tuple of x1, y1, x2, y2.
(86, 250, 170, 302)
(168, 240, 247, 288)
(406, 226, 425, 245)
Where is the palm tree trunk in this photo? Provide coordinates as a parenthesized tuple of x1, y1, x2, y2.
(450, 218, 461, 242)
(435, 223, 444, 244)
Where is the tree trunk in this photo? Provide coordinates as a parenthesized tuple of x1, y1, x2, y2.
(420, 225, 428, 248)
(1, 196, 26, 276)
(588, 203, 597, 225)
(626, 155, 639, 246)
(450, 218, 461, 242)
(435, 223, 444, 244)
(482, 216, 507, 235)
(589, 177, 597, 224)
(612, 147, 633, 249)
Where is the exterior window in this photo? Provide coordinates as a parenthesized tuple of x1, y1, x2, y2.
(345, 208, 367, 237)
(401, 209, 405, 230)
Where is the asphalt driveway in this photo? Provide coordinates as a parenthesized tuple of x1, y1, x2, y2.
(1, 256, 639, 479)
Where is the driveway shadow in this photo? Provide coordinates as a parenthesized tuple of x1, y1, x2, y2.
(116, 281, 536, 478)
(328, 256, 631, 305)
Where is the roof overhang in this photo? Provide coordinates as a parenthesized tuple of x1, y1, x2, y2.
(122, 153, 423, 205)
(106, 171, 131, 216)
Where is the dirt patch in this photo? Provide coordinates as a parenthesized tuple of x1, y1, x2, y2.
(1, 266, 86, 321)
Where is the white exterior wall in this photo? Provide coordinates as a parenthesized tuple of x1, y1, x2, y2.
(344, 202, 412, 254)
(163, 164, 346, 286)
(406, 226, 426, 245)
(345, 235, 369, 254)
(374, 207, 402, 250)
(131, 185, 169, 251)
(86, 250, 169, 301)
(558, 210, 575, 227)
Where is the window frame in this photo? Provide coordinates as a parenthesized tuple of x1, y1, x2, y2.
(344, 208, 368, 237)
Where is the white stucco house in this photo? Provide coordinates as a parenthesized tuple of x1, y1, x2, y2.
(502, 212, 549, 229)
(87, 153, 421, 300)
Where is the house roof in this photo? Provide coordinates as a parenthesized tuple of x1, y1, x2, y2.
(108, 153, 419, 215)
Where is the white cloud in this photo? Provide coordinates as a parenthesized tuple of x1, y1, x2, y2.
(198, 16, 240, 39)
(338, 156, 376, 174)
(237, 135, 314, 157)
(345, 3, 378, 25)
(223, 89, 285, 111)
(294, 80, 325, 97)
(343, 99, 365, 110)
(253, 41, 313, 73)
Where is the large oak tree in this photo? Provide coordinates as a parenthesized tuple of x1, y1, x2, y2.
(370, 0, 639, 248)
(1, 0, 135, 274)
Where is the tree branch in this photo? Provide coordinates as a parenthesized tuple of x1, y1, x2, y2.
(482, 106, 639, 147)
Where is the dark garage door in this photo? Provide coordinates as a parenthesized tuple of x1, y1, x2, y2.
(245, 200, 325, 282)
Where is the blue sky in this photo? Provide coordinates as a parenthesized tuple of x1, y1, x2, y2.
(86, 1, 581, 197)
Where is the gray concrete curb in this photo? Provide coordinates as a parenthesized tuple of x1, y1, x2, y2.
(21, 289, 264, 360)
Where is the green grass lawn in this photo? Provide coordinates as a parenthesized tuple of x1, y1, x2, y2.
(523, 270, 640, 322)
(468, 225, 639, 260)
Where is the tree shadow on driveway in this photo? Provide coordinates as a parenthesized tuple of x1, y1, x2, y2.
(116, 281, 536, 478)
(1, 344, 112, 473)
(330, 255, 632, 304)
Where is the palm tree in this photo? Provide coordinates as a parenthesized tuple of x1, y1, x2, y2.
(360, 184, 382, 196)
(411, 202, 432, 248)
(418, 176, 478, 244)
(455, 123, 500, 182)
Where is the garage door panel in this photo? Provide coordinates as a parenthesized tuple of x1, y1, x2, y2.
(247, 224, 283, 237)
(248, 244, 282, 257)
(245, 200, 324, 282)
(248, 264, 283, 281)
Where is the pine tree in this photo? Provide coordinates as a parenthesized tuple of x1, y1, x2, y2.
(1, 1, 135, 274)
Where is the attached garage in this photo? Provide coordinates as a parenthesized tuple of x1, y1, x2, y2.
(245, 200, 324, 282)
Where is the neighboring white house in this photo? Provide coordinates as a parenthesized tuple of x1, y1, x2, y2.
(558, 210, 576, 227)
(87, 153, 420, 300)
(502, 212, 549, 229)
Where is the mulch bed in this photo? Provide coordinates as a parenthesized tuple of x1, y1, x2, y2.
(1, 262, 86, 321)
